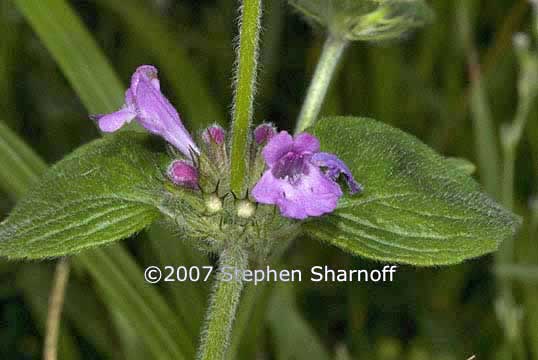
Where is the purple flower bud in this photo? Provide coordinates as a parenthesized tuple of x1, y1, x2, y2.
(90, 65, 199, 160)
(167, 160, 199, 189)
(253, 123, 277, 145)
(252, 131, 361, 220)
(202, 124, 226, 145)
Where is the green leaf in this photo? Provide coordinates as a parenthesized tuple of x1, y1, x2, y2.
(147, 224, 209, 338)
(0, 121, 48, 200)
(306, 117, 520, 266)
(12, 0, 124, 114)
(79, 245, 195, 359)
(0, 132, 169, 259)
(268, 285, 331, 360)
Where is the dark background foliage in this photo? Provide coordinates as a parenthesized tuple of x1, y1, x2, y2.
(0, 0, 537, 359)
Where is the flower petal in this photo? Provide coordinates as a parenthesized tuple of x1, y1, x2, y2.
(252, 170, 286, 204)
(293, 132, 320, 154)
(312, 152, 362, 194)
(132, 67, 199, 158)
(276, 165, 342, 219)
(130, 65, 159, 93)
(262, 131, 294, 166)
(252, 165, 342, 220)
(91, 108, 136, 132)
(125, 88, 135, 108)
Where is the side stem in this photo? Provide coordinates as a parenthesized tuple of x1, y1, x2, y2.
(43, 258, 70, 360)
(197, 246, 248, 360)
(294, 35, 348, 134)
(459, 0, 500, 197)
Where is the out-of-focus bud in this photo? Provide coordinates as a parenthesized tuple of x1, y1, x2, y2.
(167, 160, 199, 189)
(253, 123, 276, 145)
(248, 124, 276, 198)
(200, 124, 228, 193)
(202, 124, 226, 145)
(532, 0, 538, 40)
(288, 0, 433, 41)
(513, 32, 531, 52)
(513, 32, 538, 100)
(445, 157, 476, 175)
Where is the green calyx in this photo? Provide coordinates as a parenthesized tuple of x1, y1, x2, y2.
(289, 0, 433, 42)
(161, 186, 298, 258)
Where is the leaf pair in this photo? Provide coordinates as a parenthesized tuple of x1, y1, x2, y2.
(0, 117, 520, 265)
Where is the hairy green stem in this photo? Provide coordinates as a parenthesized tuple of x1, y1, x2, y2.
(295, 35, 348, 134)
(197, 246, 248, 360)
(230, 0, 263, 198)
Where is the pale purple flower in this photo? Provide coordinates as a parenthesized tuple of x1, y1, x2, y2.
(91, 65, 199, 159)
(252, 131, 361, 220)
(168, 160, 199, 189)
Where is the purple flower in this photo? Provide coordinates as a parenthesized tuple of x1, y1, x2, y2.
(252, 131, 361, 220)
(91, 65, 199, 159)
(168, 160, 199, 189)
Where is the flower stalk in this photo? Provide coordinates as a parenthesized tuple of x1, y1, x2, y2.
(44, 258, 70, 360)
(495, 24, 538, 359)
(295, 35, 348, 134)
(230, 0, 263, 198)
(197, 246, 248, 360)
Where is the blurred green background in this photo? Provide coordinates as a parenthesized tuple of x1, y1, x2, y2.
(1, 0, 537, 359)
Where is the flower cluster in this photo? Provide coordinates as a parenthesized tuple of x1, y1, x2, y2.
(91, 65, 361, 220)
